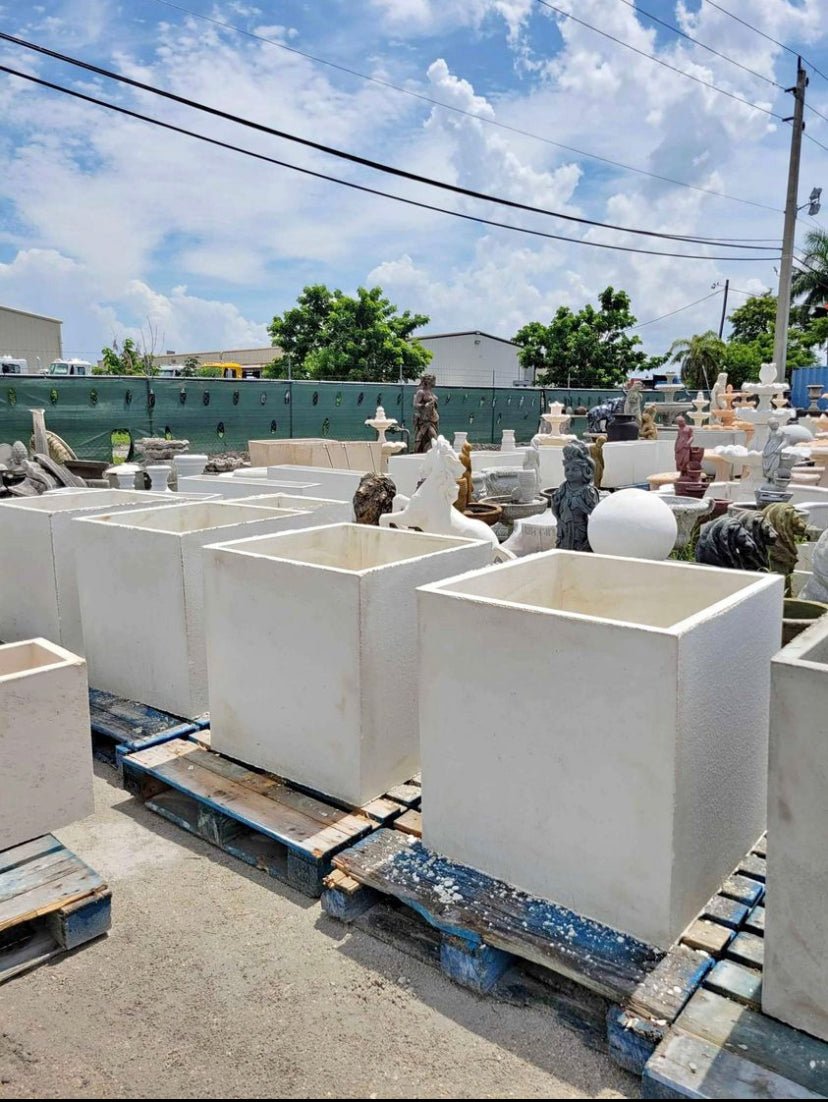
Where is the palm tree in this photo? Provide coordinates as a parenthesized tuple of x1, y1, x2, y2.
(668, 330, 726, 391)
(792, 228, 828, 322)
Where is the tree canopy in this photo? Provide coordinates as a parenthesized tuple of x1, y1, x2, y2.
(512, 287, 662, 388)
(791, 228, 828, 323)
(98, 337, 156, 376)
(265, 284, 432, 382)
(668, 330, 726, 391)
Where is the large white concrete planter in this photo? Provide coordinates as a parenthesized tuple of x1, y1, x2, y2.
(266, 465, 364, 501)
(0, 638, 94, 851)
(763, 618, 828, 1042)
(242, 494, 353, 522)
(0, 489, 178, 654)
(177, 474, 322, 499)
(203, 523, 493, 806)
(73, 501, 314, 718)
(602, 440, 676, 488)
(418, 551, 783, 949)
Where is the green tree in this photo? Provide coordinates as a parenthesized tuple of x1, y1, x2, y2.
(182, 356, 200, 377)
(265, 284, 431, 382)
(99, 337, 156, 375)
(722, 293, 820, 384)
(728, 293, 777, 343)
(513, 287, 656, 388)
(792, 228, 828, 322)
(668, 330, 727, 391)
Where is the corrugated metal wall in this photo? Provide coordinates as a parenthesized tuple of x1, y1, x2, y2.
(791, 366, 828, 411)
(0, 309, 62, 373)
(0, 377, 628, 460)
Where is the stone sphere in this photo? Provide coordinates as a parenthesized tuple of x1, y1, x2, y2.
(588, 488, 678, 560)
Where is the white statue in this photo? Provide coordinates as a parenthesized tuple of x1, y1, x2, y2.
(801, 530, 828, 604)
(380, 436, 513, 561)
(762, 417, 787, 486)
(711, 372, 728, 411)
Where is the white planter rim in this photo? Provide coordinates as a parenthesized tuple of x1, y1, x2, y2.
(73, 501, 308, 536)
(0, 637, 82, 684)
(774, 616, 828, 669)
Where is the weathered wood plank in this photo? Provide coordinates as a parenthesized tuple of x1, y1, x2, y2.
(743, 905, 765, 937)
(752, 836, 767, 858)
(703, 959, 762, 1010)
(333, 829, 661, 1001)
(738, 853, 767, 883)
(675, 989, 828, 1096)
(643, 1028, 821, 1100)
(719, 874, 764, 908)
(680, 919, 734, 956)
(700, 895, 749, 930)
(0, 835, 63, 876)
(384, 782, 422, 808)
(628, 944, 713, 1024)
(395, 810, 423, 838)
(88, 689, 194, 745)
(726, 931, 764, 970)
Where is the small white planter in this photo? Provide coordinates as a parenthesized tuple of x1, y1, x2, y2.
(418, 551, 782, 949)
(0, 638, 94, 851)
(204, 523, 492, 806)
(73, 501, 314, 717)
(242, 494, 353, 523)
(177, 474, 322, 499)
(0, 489, 178, 654)
(266, 465, 363, 500)
(763, 618, 828, 1042)
(172, 454, 208, 479)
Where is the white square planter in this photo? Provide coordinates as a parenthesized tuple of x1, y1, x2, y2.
(418, 551, 783, 949)
(266, 466, 364, 501)
(177, 474, 322, 499)
(204, 523, 492, 806)
(763, 619, 828, 1042)
(242, 494, 353, 522)
(0, 489, 178, 654)
(73, 501, 313, 718)
(602, 440, 675, 488)
(0, 638, 94, 851)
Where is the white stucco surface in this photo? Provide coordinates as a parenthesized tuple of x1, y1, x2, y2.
(177, 475, 321, 498)
(204, 523, 492, 805)
(73, 502, 313, 717)
(265, 466, 363, 500)
(241, 494, 353, 522)
(0, 638, 94, 850)
(602, 440, 676, 488)
(418, 551, 782, 949)
(763, 619, 828, 1042)
(0, 489, 176, 653)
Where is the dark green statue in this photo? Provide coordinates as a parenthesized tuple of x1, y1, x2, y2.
(551, 441, 600, 551)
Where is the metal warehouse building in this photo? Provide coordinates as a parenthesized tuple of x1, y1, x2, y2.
(417, 331, 526, 387)
(0, 305, 63, 373)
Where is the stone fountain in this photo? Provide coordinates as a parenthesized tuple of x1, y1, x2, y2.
(536, 401, 577, 447)
(689, 391, 710, 429)
(654, 377, 692, 426)
(366, 405, 406, 459)
(740, 362, 795, 448)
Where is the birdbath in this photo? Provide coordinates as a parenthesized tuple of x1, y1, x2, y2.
(658, 494, 714, 550)
(689, 392, 710, 429)
(538, 401, 577, 447)
(366, 405, 406, 460)
(740, 362, 794, 448)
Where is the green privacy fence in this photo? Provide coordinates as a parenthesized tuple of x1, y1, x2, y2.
(0, 377, 628, 462)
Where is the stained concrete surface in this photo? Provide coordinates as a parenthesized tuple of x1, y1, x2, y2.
(0, 766, 635, 1099)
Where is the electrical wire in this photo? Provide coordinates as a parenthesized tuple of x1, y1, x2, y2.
(533, 0, 784, 120)
(631, 288, 722, 328)
(0, 63, 783, 263)
(145, 0, 783, 214)
(702, 0, 828, 86)
(0, 30, 780, 250)
(613, 0, 781, 90)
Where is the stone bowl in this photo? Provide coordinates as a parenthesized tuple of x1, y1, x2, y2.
(782, 598, 828, 647)
(464, 502, 503, 527)
(657, 494, 714, 550)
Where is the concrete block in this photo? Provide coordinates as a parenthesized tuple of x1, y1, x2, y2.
(418, 551, 782, 949)
(0, 638, 94, 850)
(73, 501, 315, 718)
(763, 618, 828, 1042)
(0, 489, 178, 654)
(204, 523, 492, 805)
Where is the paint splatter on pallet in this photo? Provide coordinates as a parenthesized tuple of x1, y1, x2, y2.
(0, 834, 111, 984)
(89, 688, 197, 768)
(121, 737, 421, 898)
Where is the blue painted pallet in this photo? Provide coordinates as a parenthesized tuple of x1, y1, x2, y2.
(121, 739, 379, 897)
(89, 688, 197, 768)
(322, 829, 662, 1001)
(0, 834, 111, 984)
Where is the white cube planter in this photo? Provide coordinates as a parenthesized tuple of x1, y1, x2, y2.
(0, 489, 180, 654)
(266, 465, 364, 501)
(763, 619, 828, 1042)
(418, 551, 783, 949)
(242, 494, 353, 523)
(177, 474, 322, 499)
(602, 440, 676, 488)
(73, 501, 314, 718)
(0, 638, 94, 851)
(204, 523, 492, 806)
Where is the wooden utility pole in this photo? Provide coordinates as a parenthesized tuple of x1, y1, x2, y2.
(773, 59, 808, 383)
(718, 279, 730, 339)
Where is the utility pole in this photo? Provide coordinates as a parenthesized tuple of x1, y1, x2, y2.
(717, 279, 730, 339)
(773, 58, 808, 383)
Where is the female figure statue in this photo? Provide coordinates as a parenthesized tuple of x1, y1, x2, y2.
(675, 415, 693, 476)
(413, 373, 439, 454)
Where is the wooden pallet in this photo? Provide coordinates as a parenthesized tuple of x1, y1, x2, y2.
(322, 829, 663, 1002)
(639, 840, 828, 1099)
(89, 688, 197, 768)
(0, 835, 112, 984)
(121, 739, 418, 897)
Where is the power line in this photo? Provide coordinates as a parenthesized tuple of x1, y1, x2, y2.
(144, 0, 782, 215)
(533, 0, 784, 120)
(614, 0, 781, 90)
(0, 64, 782, 263)
(0, 30, 779, 251)
(702, 0, 828, 85)
(631, 289, 722, 328)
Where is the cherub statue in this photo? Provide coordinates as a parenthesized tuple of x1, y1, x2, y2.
(454, 442, 473, 512)
(551, 440, 600, 552)
(589, 435, 606, 489)
(640, 404, 658, 440)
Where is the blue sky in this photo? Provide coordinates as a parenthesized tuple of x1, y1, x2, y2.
(0, 0, 827, 363)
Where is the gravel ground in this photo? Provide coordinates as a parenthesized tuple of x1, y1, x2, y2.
(0, 766, 636, 1099)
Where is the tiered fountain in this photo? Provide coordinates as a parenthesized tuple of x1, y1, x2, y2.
(740, 362, 795, 448)
(536, 401, 577, 447)
(689, 392, 710, 429)
(365, 405, 406, 460)
(654, 377, 693, 426)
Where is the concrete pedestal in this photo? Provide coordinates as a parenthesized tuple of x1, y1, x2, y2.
(204, 523, 492, 806)
(418, 551, 782, 949)
(0, 638, 94, 851)
(763, 619, 828, 1042)
(0, 489, 177, 654)
(73, 501, 315, 718)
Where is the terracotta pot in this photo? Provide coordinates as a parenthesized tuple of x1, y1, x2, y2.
(782, 598, 828, 647)
(464, 502, 503, 527)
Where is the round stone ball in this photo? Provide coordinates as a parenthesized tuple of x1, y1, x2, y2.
(588, 488, 678, 560)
